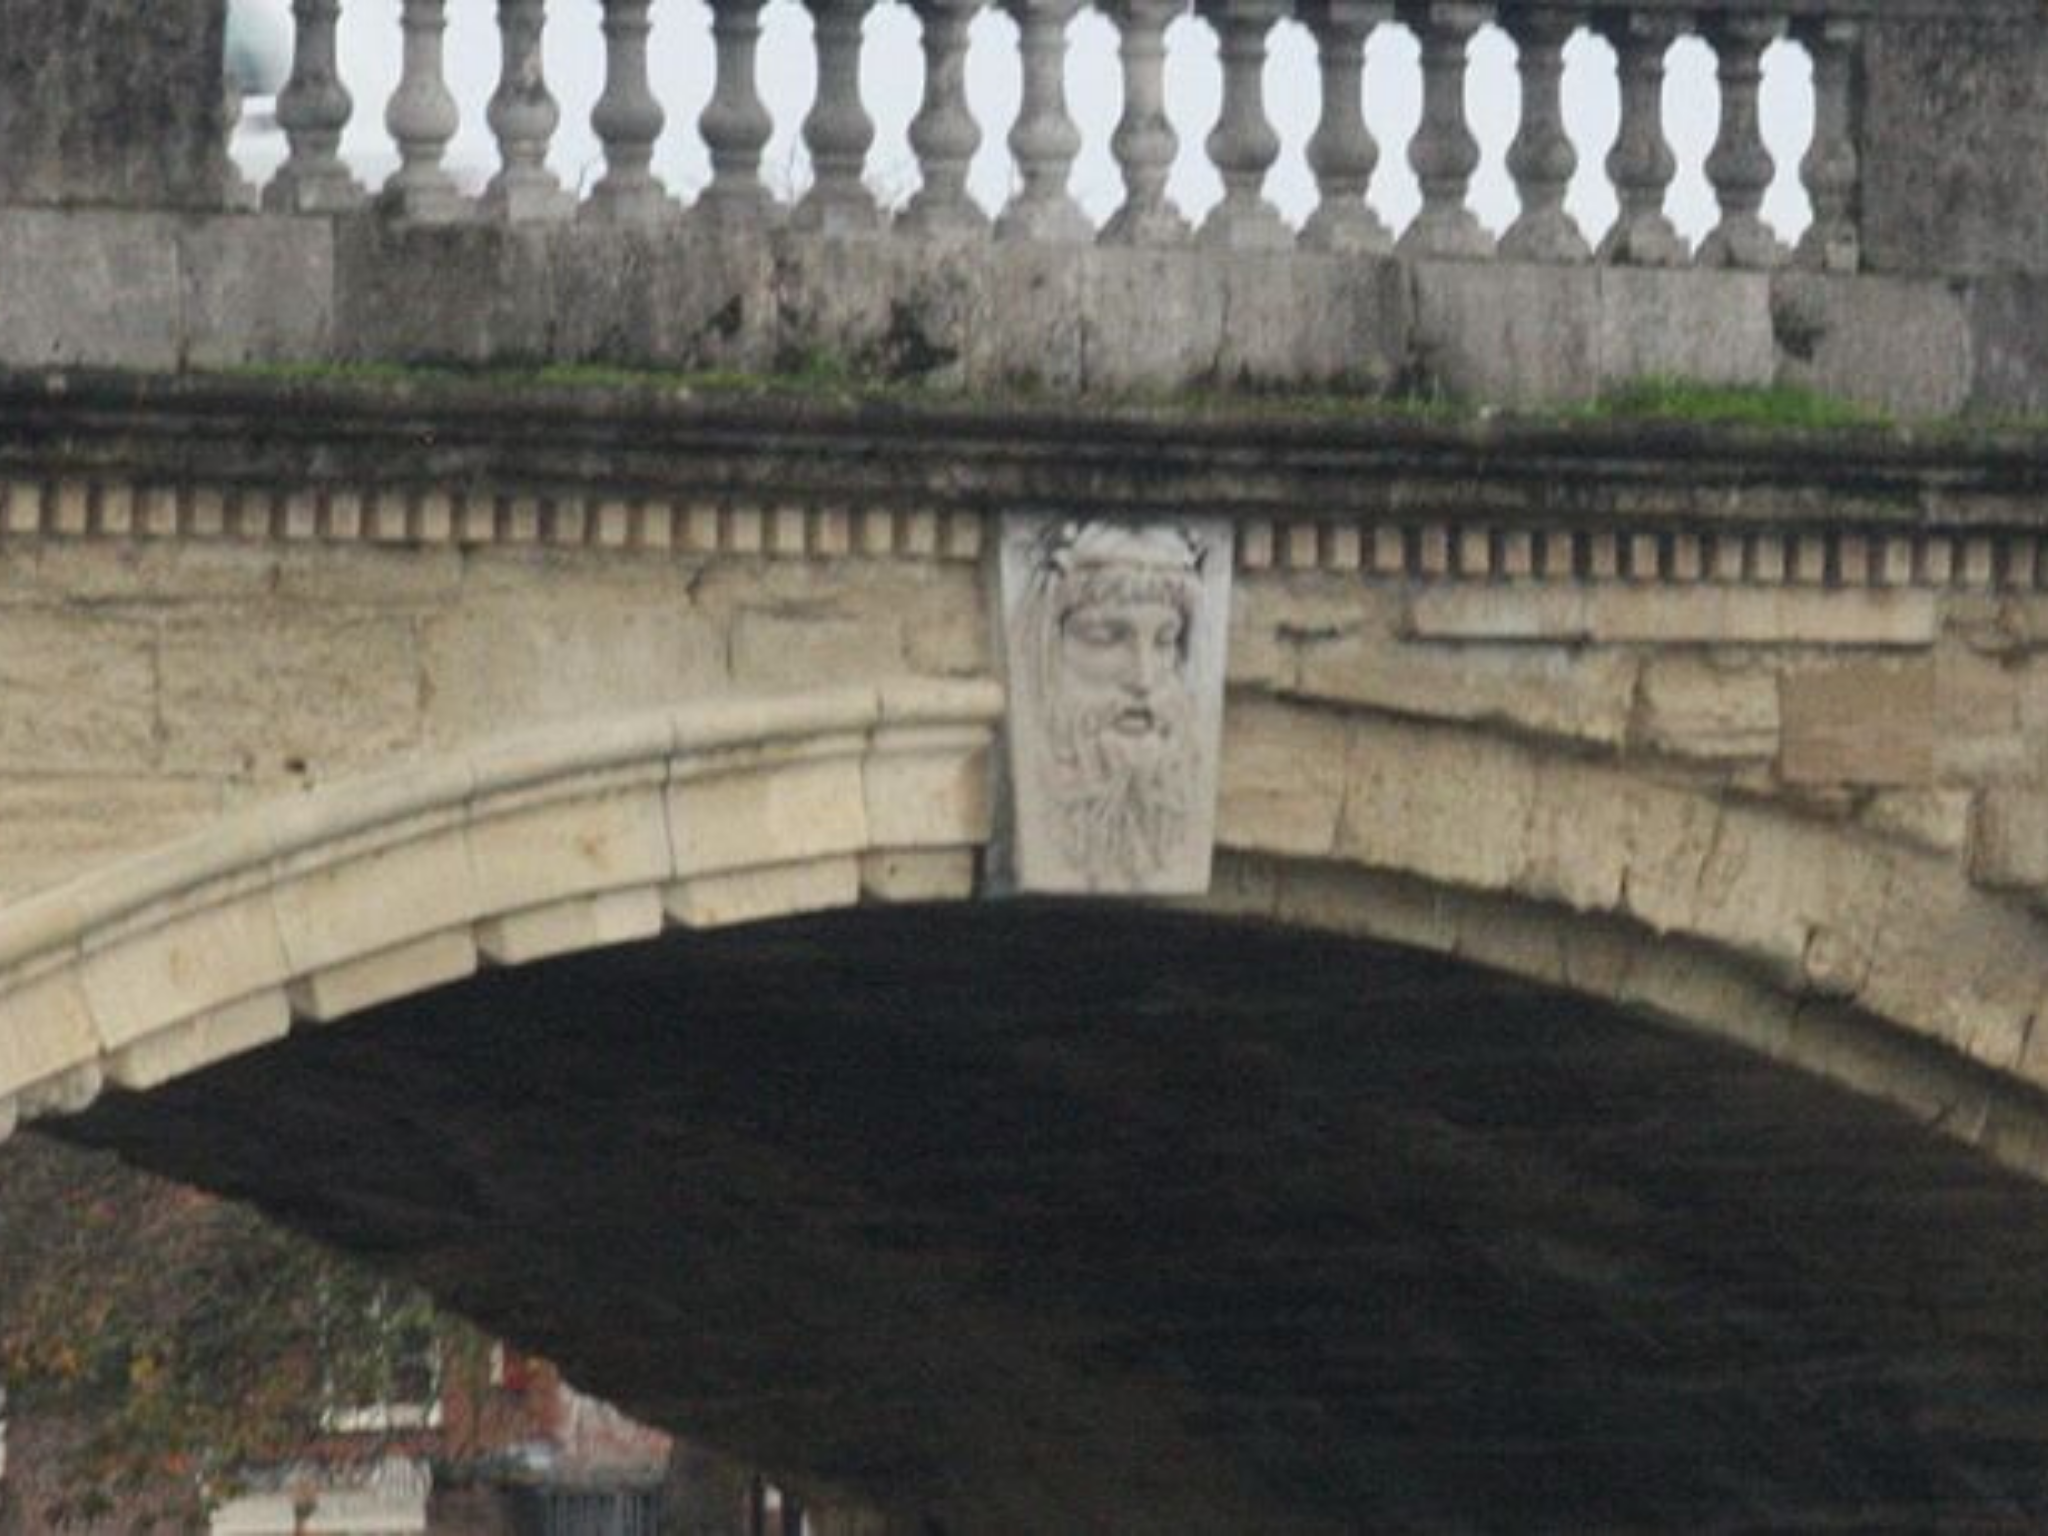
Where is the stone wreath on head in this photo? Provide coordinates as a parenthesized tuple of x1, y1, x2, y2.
(1028, 519, 1209, 629)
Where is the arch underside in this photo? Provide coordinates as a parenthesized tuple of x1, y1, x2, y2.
(55, 900, 2048, 1533)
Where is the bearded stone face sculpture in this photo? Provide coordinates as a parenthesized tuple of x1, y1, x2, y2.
(999, 516, 1233, 895)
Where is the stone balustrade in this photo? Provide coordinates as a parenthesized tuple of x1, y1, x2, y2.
(249, 0, 1889, 272)
(0, 0, 2044, 411)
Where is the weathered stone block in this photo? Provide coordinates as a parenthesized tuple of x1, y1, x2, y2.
(1298, 634, 1639, 747)
(421, 597, 726, 748)
(1217, 697, 1349, 858)
(1270, 861, 1459, 958)
(1215, 251, 1408, 393)
(1780, 661, 1936, 787)
(474, 889, 665, 969)
(665, 856, 862, 929)
(0, 775, 224, 901)
(1936, 644, 2027, 783)
(1772, 273, 1973, 421)
(0, 969, 98, 1100)
(269, 806, 479, 978)
(0, 211, 184, 369)
(550, 222, 776, 373)
(1635, 657, 1779, 760)
(1965, 276, 2048, 414)
(1596, 269, 1775, 387)
(105, 990, 291, 1092)
(730, 607, 905, 691)
(863, 724, 993, 852)
(160, 610, 424, 777)
(668, 749, 869, 880)
(466, 779, 674, 918)
(1310, 638, 1646, 753)
(1077, 250, 1228, 393)
(0, 0, 229, 209)
(1410, 586, 1940, 648)
(1971, 785, 2048, 891)
(287, 929, 480, 1024)
(1862, 788, 1974, 856)
(0, 611, 158, 773)
(963, 245, 1087, 393)
(1337, 720, 1535, 894)
(332, 218, 560, 365)
(1690, 809, 1893, 990)
(180, 216, 337, 367)
(1861, 20, 2048, 277)
(859, 849, 976, 904)
(1410, 261, 1598, 406)
(1866, 860, 2045, 1072)
(77, 889, 290, 1052)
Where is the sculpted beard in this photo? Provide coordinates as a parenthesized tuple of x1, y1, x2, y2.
(1041, 669, 1197, 884)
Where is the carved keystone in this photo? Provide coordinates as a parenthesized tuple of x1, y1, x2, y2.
(998, 516, 1234, 895)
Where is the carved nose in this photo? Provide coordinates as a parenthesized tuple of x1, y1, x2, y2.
(1129, 640, 1163, 693)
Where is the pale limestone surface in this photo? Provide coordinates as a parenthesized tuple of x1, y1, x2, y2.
(0, 424, 2045, 1181)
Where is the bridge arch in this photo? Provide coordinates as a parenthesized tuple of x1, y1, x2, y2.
(5, 685, 2047, 1178)
(0, 681, 1001, 1132)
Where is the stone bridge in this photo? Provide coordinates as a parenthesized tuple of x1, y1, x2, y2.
(1, 371, 2047, 1524)
(5, 0, 2048, 1526)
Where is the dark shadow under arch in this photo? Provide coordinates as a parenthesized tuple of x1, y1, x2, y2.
(56, 902, 2048, 1533)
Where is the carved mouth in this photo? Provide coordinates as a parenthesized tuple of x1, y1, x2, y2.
(1112, 707, 1158, 736)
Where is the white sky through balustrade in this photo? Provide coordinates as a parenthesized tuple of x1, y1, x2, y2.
(229, 0, 1818, 250)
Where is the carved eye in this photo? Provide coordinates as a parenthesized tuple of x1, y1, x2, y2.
(1068, 615, 1131, 648)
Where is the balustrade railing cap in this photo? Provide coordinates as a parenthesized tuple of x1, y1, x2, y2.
(1573, 0, 2040, 15)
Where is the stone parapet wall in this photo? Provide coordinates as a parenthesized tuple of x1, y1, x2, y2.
(13, 211, 2048, 415)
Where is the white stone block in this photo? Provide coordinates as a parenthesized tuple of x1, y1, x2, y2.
(668, 749, 869, 880)
(665, 857, 862, 928)
(78, 889, 291, 1051)
(107, 990, 291, 1090)
(0, 966, 97, 1099)
(287, 929, 479, 1023)
(270, 814, 479, 976)
(467, 778, 672, 918)
(860, 850, 977, 903)
(476, 888, 665, 967)
(864, 726, 993, 851)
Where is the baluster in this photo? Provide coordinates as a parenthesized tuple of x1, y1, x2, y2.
(793, 0, 881, 233)
(383, 0, 464, 221)
(589, 0, 673, 220)
(485, 0, 575, 221)
(1500, 7, 1586, 261)
(1101, 0, 1189, 245)
(902, 0, 988, 235)
(1197, 0, 1291, 249)
(1697, 15, 1785, 268)
(1794, 17, 1859, 272)
(224, 81, 259, 212)
(266, 0, 363, 213)
(699, 0, 777, 226)
(1397, 2, 1493, 259)
(1298, 0, 1391, 254)
(998, 0, 1091, 241)
(1596, 11, 1685, 265)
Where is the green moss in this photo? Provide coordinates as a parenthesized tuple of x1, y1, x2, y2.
(1576, 378, 1893, 430)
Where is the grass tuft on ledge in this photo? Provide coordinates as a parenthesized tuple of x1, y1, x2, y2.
(1578, 379, 1892, 431)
